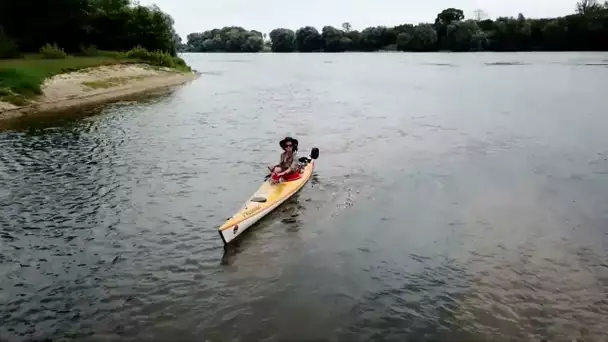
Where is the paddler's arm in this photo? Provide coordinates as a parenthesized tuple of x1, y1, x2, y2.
(271, 153, 286, 173)
(277, 155, 298, 176)
(277, 167, 292, 176)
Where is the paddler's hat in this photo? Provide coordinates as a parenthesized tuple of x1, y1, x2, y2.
(279, 136, 298, 150)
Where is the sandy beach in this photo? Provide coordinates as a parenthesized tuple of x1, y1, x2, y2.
(0, 63, 198, 121)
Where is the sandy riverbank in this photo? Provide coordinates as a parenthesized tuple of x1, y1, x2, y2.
(0, 63, 199, 121)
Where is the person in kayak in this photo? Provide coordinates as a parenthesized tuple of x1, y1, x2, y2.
(268, 136, 301, 183)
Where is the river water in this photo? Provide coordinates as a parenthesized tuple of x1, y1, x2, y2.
(1, 52, 608, 341)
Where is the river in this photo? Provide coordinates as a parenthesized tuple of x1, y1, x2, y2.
(1, 52, 608, 341)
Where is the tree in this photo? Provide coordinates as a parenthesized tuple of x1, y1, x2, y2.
(410, 24, 438, 51)
(342, 22, 352, 32)
(186, 27, 264, 52)
(345, 30, 362, 50)
(251, 30, 264, 39)
(576, 0, 601, 14)
(322, 26, 351, 52)
(295, 26, 323, 52)
(360, 26, 394, 51)
(242, 35, 264, 52)
(269, 28, 296, 52)
(435, 8, 465, 26)
(470, 31, 489, 51)
(396, 32, 413, 51)
(484, 16, 536, 51)
(435, 8, 465, 48)
(542, 18, 569, 50)
(0, 0, 180, 56)
(441, 20, 485, 51)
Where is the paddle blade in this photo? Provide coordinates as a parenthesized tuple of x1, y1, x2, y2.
(311, 147, 320, 160)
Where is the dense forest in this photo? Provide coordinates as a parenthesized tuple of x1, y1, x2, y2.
(185, 0, 608, 53)
(0, 0, 180, 58)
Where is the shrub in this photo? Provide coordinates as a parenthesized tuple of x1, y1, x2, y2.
(2, 94, 29, 106)
(79, 44, 98, 56)
(40, 43, 67, 59)
(125, 46, 190, 71)
(98, 50, 127, 59)
(125, 46, 150, 60)
(0, 34, 20, 59)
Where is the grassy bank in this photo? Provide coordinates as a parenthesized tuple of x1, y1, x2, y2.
(0, 47, 191, 106)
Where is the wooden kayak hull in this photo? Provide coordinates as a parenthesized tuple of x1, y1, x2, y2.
(218, 158, 315, 245)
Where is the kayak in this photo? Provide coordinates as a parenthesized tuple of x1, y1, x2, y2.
(218, 147, 320, 245)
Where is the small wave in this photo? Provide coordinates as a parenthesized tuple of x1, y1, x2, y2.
(423, 63, 456, 67)
(485, 61, 527, 66)
(209, 59, 251, 63)
(199, 71, 224, 76)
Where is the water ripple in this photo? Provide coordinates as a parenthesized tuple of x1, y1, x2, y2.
(2, 52, 608, 341)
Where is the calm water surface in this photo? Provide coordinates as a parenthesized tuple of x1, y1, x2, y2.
(1, 52, 608, 341)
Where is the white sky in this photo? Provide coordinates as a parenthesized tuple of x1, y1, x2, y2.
(138, 0, 578, 39)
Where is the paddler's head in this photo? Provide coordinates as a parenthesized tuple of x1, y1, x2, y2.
(279, 136, 298, 153)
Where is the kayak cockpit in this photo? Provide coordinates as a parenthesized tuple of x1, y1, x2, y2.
(278, 172, 303, 182)
(271, 154, 317, 182)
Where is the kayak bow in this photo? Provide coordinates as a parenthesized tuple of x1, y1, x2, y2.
(218, 147, 319, 245)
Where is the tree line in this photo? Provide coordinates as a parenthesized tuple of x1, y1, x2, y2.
(185, 28, 265, 53)
(185, 0, 608, 53)
(0, 0, 180, 58)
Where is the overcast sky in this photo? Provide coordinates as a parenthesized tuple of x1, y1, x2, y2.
(138, 0, 578, 39)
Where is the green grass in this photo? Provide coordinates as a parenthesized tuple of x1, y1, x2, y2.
(0, 48, 192, 106)
(0, 56, 137, 105)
